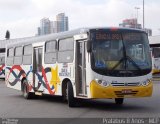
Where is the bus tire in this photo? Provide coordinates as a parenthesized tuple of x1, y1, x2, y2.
(115, 98, 124, 105)
(22, 80, 32, 99)
(67, 81, 76, 107)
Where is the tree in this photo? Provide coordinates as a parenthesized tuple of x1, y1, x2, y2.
(5, 30, 10, 40)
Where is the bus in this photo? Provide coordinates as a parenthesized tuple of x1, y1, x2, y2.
(0, 48, 5, 79)
(0, 38, 28, 79)
(149, 36, 160, 74)
(5, 27, 153, 107)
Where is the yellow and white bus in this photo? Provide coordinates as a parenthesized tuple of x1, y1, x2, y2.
(149, 36, 160, 74)
(5, 27, 153, 107)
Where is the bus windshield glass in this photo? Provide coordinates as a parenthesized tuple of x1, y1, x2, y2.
(90, 30, 152, 77)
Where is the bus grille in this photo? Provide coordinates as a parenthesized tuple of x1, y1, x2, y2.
(114, 91, 138, 97)
(111, 82, 140, 87)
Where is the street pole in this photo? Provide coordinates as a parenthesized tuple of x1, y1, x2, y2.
(143, 0, 145, 29)
(135, 7, 140, 28)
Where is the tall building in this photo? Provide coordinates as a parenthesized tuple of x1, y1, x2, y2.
(119, 18, 142, 29)
(37, 27, 41, 36)
(37, 18, 53, 36)
(37, 13, 69, 36)
(54, 13, 69, 33)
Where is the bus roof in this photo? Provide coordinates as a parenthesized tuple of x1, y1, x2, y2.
(5, 27, 146, 48)
(149, 35, 160, 45)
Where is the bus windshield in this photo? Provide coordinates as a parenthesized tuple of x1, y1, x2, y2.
(91, 30, 152, 77)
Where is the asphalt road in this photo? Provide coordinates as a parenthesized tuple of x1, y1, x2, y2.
(0, 79, 160, 119)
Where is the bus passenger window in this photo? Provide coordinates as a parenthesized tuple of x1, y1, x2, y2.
(45, 41, 57, 64)
(58, 38, 74, 63)
(14, 46, 22, 65)
(23, 45, 32, 65)
(6, 48, 14, 65)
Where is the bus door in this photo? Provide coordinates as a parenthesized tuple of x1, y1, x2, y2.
(76, 41, 87, 96)
(33, 47, 44, 92)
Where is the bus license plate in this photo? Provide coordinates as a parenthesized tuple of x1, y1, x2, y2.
(122, 89, 132, 94)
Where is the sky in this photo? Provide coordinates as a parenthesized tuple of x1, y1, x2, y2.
(0, 0, 160, 39)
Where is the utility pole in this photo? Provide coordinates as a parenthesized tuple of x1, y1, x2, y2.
(143, 0, 145, 29)
(135, 7, 140, 28)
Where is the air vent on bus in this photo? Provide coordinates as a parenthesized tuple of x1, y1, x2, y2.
(111, 82, 140, 87)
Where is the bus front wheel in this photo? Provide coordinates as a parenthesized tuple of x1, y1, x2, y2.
(67, 81, 76, 107)
(115, 98, 124, 105)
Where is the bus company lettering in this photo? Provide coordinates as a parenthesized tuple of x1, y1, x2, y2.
(59, 68, 71, 77)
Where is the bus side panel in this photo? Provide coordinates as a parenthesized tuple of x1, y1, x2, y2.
(57, 63, 75, 96)
(150, 46, 160, 74)
(42, 63, 75, 96)
(152, 57, 160, 74)
(42, 64, 59, 95)
(5, 65, 33, 91)
(0, 64, 5, 79)
(22, 65, 34, 92)
(0, 53, 5, 79)
(5, 65, 22, 91)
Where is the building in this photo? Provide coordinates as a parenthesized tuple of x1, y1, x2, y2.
(119, 18, 152, 36)
(119, 18, 142, 29)
(37, 18, 53, 36)
(54, 13, 69, 33)
(37, 13, 69, 36)
(37, 27, 41, 36)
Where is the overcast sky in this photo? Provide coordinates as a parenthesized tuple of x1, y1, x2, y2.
(0, 0, 160, 39)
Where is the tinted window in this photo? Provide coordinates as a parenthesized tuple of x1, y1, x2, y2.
(0, 48, 5, 53)
(34, 48, 42, 72)
(45, 53, 57, 64)
(15, 46, 22, 56)
(58, 51, 73, 63)
(58, 38, 74, 63)
(7, 48, 14, 65)
(24, 45, 32, 55)
(59, 38, 74, 51)
(23, 45, 32, 65)
(91, 31, 151, 77)
(46, 41, 56, 53)
(8, 48, 14, 57)
(45, 41, 57, 64)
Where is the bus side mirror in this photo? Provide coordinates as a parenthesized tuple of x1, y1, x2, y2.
(87, 40, 92, 52)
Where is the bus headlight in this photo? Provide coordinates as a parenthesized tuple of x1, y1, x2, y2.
(95, 79, 110, 87)
(142, 79, 150, 86)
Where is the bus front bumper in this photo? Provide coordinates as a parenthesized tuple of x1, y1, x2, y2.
(90, 80, 153, 99)
(152, 69, 160, 74)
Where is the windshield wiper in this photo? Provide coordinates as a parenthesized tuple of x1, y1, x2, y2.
(110, 33, 143, 73)
(110, 55, 143, 73)
(126, 55, 143, 73)
(111, 34, 126, 71)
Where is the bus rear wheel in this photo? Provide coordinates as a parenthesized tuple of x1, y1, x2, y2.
(67, 81, 76, 107)
(115, 98, 124, 105)
(22, 80, 32, 99)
